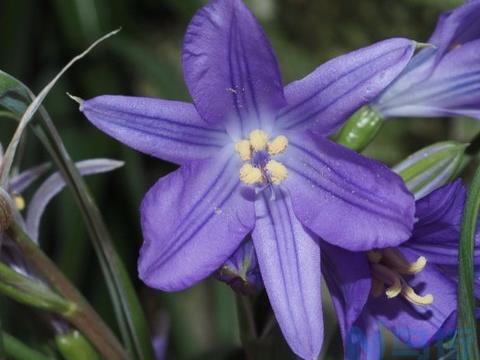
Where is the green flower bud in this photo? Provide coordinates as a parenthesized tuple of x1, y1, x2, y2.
(393, 141, 468, 199)
(0, 188, 13, 232)
(55, 331, 100, 360)
(336, 105, 384, 152)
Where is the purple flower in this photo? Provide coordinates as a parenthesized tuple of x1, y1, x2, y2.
(216, 239, 263, 295)
(323, 181, 470, 360)
(79, 1, 417, 358)
(372, 1, 480, 119)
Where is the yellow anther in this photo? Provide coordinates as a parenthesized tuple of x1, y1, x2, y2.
(265, 160, 288, 185)
(401, 285, 434, 306)
(240, 164, 264, 185)
(268, 135, 288, 156)
(371, 264, 402, 299)
(249, 130, 269, 152)
(367, 250, 382, 264)
(14, 196, 25, 211)
(235, 140, 252, 161)
(382, 248, 427, 275)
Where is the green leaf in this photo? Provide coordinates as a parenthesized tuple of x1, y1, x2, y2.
(0, 71, 155, 359)
(3, 332, 52, 360)
(55, 330, 100, 360)
(457, 165, 480, 360)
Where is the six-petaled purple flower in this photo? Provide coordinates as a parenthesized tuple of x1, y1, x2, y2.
(79, 0, 421, 358)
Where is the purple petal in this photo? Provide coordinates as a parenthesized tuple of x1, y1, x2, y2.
(276, 38, 415, 135)
(344, 313, 383, 360)
(252, 188, 323, 360)
(139, 152, 255, 291)
(182, 0, 285, 133)
(9, 163, 51, 194)
(375, 39, 480, 119)
(429, 2, 480, 58)
(368, 248, 457, 348)
(282, 132, 415, 251)
(25, 159, 123, 243)
(321, 242, 371, 335)
(81, 96, 229, 165)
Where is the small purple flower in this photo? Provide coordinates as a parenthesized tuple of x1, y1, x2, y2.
(79, 1, 417, 358)
(323, 181, 471, 360)
(372, 1, 480, 119)
(216, 239, 263, 295)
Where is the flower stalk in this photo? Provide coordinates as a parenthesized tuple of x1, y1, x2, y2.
(6, 222, 128, 360)
(235, 295, 258, 360)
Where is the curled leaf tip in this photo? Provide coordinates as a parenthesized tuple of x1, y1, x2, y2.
(66, 93, 84, 105)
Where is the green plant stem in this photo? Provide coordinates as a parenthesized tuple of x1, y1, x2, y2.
(3, 332, 52, 360)
(6, 222, 128, 360)
(235, 295, 257, 360)
(457, 165, 480, 360)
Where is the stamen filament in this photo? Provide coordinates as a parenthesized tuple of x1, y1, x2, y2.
(382, 248, 427, 275)
(371, 264, 402, 299)
(401, 285, 434, 305)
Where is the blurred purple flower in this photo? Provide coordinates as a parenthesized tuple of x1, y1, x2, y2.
(79, 0, 417, 358)
(373, 1, 480, 119)
(323, 181, 474, 360)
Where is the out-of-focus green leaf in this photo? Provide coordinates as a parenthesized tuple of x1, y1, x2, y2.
(3, 332, 52, 360)
(55, 330, 100, 360)
(0, 67, 155, 359)
(457, 165, 480, 360)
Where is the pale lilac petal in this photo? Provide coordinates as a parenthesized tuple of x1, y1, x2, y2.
(81, 96, 229, 165)
(276, 38, 415, 135)
(429, 2, 480, 58)
(252, 188, 323, 360)
(321, 242, 371, 334)
(139, 152, 255, 291)
(375, 40, 480, 119)
(368, 248, 457, 348)
(282, 132, 415, 251)
(182, 0, 285, 133)
(9, 163, 51, 194)
(26, 159, 124, 242)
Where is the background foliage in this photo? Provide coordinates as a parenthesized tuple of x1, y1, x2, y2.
(0, 0, 473, 358)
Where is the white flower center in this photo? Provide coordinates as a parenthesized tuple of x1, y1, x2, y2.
(235, 129, 288, 186)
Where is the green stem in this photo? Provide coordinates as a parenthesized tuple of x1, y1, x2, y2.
(457, 165, 480, 360)
(3, 332, 52, 360)
(6, 222, 128, 360)
(235, 295, 257, 360)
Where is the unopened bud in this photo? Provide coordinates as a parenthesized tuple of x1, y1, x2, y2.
(0, 188, 13, 232)
(55, 330, 100, 360)
(393, 141, 468, 199)
(216, 240, 263, 295)
(336, 105, 384, 152)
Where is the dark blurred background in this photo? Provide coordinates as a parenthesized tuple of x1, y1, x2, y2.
(0, 0, 472, 359)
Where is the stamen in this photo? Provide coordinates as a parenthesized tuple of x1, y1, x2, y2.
(249, 130, 269, 152)
(239, 164, 264, 185)
(382, 248, 427, 275)
(235, 140, 252, 161)
(14, 196, 25, 211)
(268, 135, 288, 156)
(367, 250, 382, 264)
(370, 278, 384, 298)
(401, 285, 434, 305)
(265, 160, 288, 184)
(371, 264, 402, 299)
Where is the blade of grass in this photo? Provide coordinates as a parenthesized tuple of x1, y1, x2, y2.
(457, 165, 480, 360)
(0, 29, 120, 185)
(3, 332, 52, 360)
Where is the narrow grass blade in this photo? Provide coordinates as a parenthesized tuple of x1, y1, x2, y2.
(457, 165, 480, 360)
